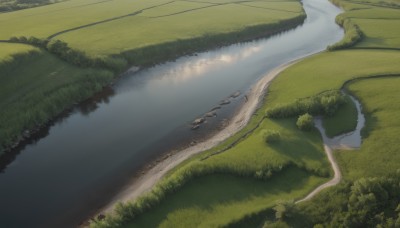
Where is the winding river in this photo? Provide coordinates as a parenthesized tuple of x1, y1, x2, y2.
(0, 0, 343, 227)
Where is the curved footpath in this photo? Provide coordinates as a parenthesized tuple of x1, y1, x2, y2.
(100, 56, 311, 214)
(296, 94, 364, 203)
(296, 118, 342, 204)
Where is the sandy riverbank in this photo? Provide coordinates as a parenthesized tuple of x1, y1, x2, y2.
(98, 58, 302, 216)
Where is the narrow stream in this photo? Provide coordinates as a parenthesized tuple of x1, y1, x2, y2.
(0, 0, 343, 227)
(322, 92, 365, 149)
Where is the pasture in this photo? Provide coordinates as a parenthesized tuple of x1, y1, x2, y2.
(0, 0, 304, 56)
(337, 76, 400, 180)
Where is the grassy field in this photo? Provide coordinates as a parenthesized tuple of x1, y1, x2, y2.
(0, 42, 37, 61)
(322, 95, 358, 137)
(0, 0, 304, 56)
(55, 1, 304, 56)
(336, 77, 400, 180)
(127, 169, 326, 228)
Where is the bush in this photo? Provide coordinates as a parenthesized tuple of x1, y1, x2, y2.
(296, 113, 314, 131)
(266, 90, 346, 118)
(262, 130, 281, 144)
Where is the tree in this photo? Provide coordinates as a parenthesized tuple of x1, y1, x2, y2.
(273, 200, 296, 221)
(296, 113, 314, 131)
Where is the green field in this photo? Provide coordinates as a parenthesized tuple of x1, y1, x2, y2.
(0, 42, 36, 61)
(337, 77, 400, 180)
(0, 0, 304, 56)
(127, 169, 326, 228)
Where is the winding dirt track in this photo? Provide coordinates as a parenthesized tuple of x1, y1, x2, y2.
(296, 117, 342, 204)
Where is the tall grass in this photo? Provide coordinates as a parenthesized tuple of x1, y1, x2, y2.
(266, 90, 346, 118)
(0, 50, 113, 153)
(328, 15, 363, 50)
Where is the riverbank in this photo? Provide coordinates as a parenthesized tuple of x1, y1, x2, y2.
(97, 55, 312, 217)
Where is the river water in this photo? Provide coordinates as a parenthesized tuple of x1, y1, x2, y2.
(0, 0, 343, 227)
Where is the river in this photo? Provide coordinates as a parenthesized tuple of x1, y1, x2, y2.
(0, 0, 343, 226)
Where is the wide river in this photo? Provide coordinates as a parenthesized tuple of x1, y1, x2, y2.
(0, 0, 343, 226)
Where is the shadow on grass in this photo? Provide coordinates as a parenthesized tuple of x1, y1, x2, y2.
(125, 166, 318, 227)
(268, 119, 327, 164)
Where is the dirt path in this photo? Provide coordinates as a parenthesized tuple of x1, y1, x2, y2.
(296, 117, 342, 204)
(296, 94, 364, 203)
(100, 57, 307, 214)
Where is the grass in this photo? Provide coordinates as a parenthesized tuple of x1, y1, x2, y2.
(0, 46, 113, 152)
(0, 0, 304, 57)
(56, 1, 303, 56)
(267, 50, 400, 104)
(125, 168, 326, 228)
(0, 42, 36, 61)
(322, 95, 358, 137)
(336, 76, 400, 180)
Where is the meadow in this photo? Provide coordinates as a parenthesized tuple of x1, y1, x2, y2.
(93, 0, 400, 224)
(0, 0, 304, 56)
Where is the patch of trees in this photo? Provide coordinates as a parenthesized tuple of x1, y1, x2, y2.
(266, 90, 346, 119)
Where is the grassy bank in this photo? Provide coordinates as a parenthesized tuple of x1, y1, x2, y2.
(337, 76, 400, 180)
(0, 44, 113, 153)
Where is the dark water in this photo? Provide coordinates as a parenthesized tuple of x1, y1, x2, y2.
(0, 0, 343, 227)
